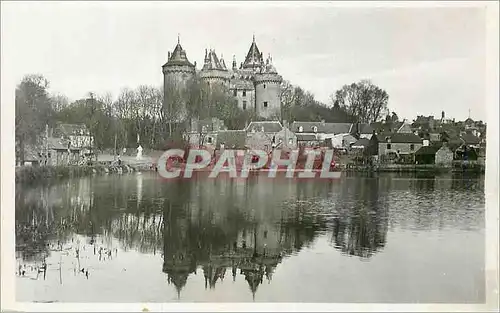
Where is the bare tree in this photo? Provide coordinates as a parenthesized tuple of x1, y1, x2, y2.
(332, 80, 389, 124)
(15, 74, 53, 165)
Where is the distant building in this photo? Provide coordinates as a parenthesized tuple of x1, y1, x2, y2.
(53, 123, 93, 154)
(377, 132, 423, 159)
(162, 36, 282, 121)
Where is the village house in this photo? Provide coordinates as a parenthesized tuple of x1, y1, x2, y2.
(415, 144, 454, 166)
(289, 121, 355, 149)
(351, 123, 375, 140)
(245, 121, 283, 150)
(215, 130, 247, 149)
(435, 143, 454, 167)
(185, 117, 226, 147)
(53, 123, 93, 154)
(46, 137, 83, 166)
(377, 132, 423, 162)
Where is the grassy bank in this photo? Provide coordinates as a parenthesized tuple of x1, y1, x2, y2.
(15, 163, 154, 185)
(15, 165, 105, 185)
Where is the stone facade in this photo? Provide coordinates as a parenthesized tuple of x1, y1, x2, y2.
(378, 142, 422, 156)
(377, 133, 423, 158)
(435, 145, 454, 167)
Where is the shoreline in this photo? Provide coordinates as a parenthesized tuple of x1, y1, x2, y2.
(15, 162, 484, 185)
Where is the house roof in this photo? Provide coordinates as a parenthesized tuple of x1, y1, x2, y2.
(289, 122, 352, 134)
(54, 123, 90, 137)
(246, 121, 282, 133)
(48, 137, 83, 151)
(464, 117, 475, 125)
(296, 134, 318, 141)
(460, 133, 481, 145)
(351, 138, 370, 148)
(377, 132, 422, 144)
(415, 146, 439, 155)
(359, 123, 374, 134)
(217, 130, 246, 148)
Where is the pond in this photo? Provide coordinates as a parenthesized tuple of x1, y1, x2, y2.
(15, 172, 485, 303)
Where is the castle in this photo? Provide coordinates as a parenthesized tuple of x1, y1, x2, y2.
(161, 35, 283, 121)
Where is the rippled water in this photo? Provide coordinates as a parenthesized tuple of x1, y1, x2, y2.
(15, 172, 485, 303)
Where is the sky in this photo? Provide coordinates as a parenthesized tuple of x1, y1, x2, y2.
(1, 1, 489, 121)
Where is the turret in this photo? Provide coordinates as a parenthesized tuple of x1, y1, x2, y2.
(254, 52, 282, 119)
(200, 49, 230, 87)
(161, 36, 196, 122)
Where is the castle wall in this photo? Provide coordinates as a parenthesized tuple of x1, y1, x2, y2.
(255, 80, 281, 119)
(163, 67, 195, 122)
(232, 88, 256, 112)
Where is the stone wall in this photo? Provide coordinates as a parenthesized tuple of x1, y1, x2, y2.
(435, 145, 454, 167)
(378, 142, 422, 156)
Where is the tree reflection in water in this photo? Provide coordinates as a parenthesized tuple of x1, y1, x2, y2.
(15, 173, 394, 299)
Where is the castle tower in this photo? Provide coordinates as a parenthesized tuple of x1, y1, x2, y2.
(254, 53, 282, 119)
(242, 35, 265, 71)
(162, 35, 196, 122)
(200, 49, 230, 88)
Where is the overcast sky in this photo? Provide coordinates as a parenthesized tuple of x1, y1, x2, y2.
(1, 1, 488, 121)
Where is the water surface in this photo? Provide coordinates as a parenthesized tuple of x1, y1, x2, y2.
(15, 172, 485, 303)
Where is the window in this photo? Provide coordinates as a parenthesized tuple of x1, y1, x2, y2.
(263, 101, 268, 108)
(242, 100, 247, 110)
(206, 137, 213, 144)
(263, 84, 266, 89)
(242, 90, 246, 97)
(410, 144, 415, 151)
(298, 126, 303, 132)
(261, 126, 265, 132)
(233, 90, 237, 96)
(387, 144, 392, 150)
(312, 126, 318, 133)
(288, 138, 294, 145)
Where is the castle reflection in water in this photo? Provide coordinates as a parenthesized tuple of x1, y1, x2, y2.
(16, 172, 481, 299)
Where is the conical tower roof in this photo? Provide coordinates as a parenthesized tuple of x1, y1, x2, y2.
(202, 49, 226, 71)
(242, 35, 264, 69)
(163, 36, 195, 68)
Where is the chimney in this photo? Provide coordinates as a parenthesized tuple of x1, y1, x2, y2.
(168, 52, 171, 59)
(442, 111, 445, 119)
(194, 61, 197, 68)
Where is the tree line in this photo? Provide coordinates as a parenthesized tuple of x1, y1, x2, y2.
(15, 73, 391, 159)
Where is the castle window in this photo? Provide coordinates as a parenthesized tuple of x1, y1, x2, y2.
(242, 90, 246, 97)
(243, 100, 247, 110)
(233, 90, 237, 96)
(263, 101, 268, 108)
